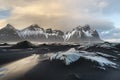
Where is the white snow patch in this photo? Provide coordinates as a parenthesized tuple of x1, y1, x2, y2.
(78, 51, 117, 68)
(96, 52, 117, 58)
(117, 54, 120, 56)
(82, 30, 92, 37)
(49, 48, 118, 69)
(81, 54, 116, 67)
(64, 29, 82, 41)
(50, 48, 80, 65)
(99, 44, 112, 49)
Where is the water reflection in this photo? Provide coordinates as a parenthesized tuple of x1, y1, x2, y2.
(0, 54, 40, 80)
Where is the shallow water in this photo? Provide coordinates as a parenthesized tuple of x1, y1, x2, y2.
(0, 54, 40, 80)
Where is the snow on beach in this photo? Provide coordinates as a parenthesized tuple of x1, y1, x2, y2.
(50, 48, 80, 65)
(50, 48, 118, 69)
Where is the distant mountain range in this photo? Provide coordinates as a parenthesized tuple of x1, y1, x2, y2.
(0, 24, 102, 43)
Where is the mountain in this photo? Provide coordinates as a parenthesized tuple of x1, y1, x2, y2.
(17, 24, 46, 41)
(0, 24, 21, 42)
(45, 28, 64, 42)
(0, 24, 102, 43)
(17, 25, 64, 42)
(64, 25, 102, 43)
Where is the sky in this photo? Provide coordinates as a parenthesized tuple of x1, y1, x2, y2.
(0, 0, 120, 42)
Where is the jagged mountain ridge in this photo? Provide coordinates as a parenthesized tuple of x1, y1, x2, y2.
(65, 25, 101, 42)
(0, 24, 102, 43)
(17, 24, 47, 42)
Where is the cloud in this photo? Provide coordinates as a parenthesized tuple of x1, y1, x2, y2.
(104, 39, 120, 43)
(0, 0, 119, 41)
(102, 0, 120, 14)
(0, 19, 7, 28)
(101, 28, 120, 39)
(0, 0, 113, 28)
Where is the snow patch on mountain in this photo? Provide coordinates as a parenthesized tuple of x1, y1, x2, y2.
(64, 29, 81, 41)
(82, 29, 92, 37)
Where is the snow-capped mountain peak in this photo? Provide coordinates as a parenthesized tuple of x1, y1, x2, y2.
(64, 25, 101, 42)
(0, 24, 102, 43)
(17, 24, 45, 38)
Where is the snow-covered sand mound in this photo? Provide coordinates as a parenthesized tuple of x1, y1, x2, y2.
(50, 48, 118, 69)
(79, 51, 117, 68)
(50, 48, 80, 65)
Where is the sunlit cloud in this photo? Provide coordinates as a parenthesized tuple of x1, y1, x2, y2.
(0, 0, 119, 41)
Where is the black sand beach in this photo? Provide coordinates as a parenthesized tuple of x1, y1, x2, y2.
(0, 43, 120, 80)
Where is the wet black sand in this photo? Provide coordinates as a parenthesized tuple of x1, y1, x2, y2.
(0, 44, 120, 80)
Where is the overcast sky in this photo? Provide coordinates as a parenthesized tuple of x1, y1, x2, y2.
(0, 0, 120, 42)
